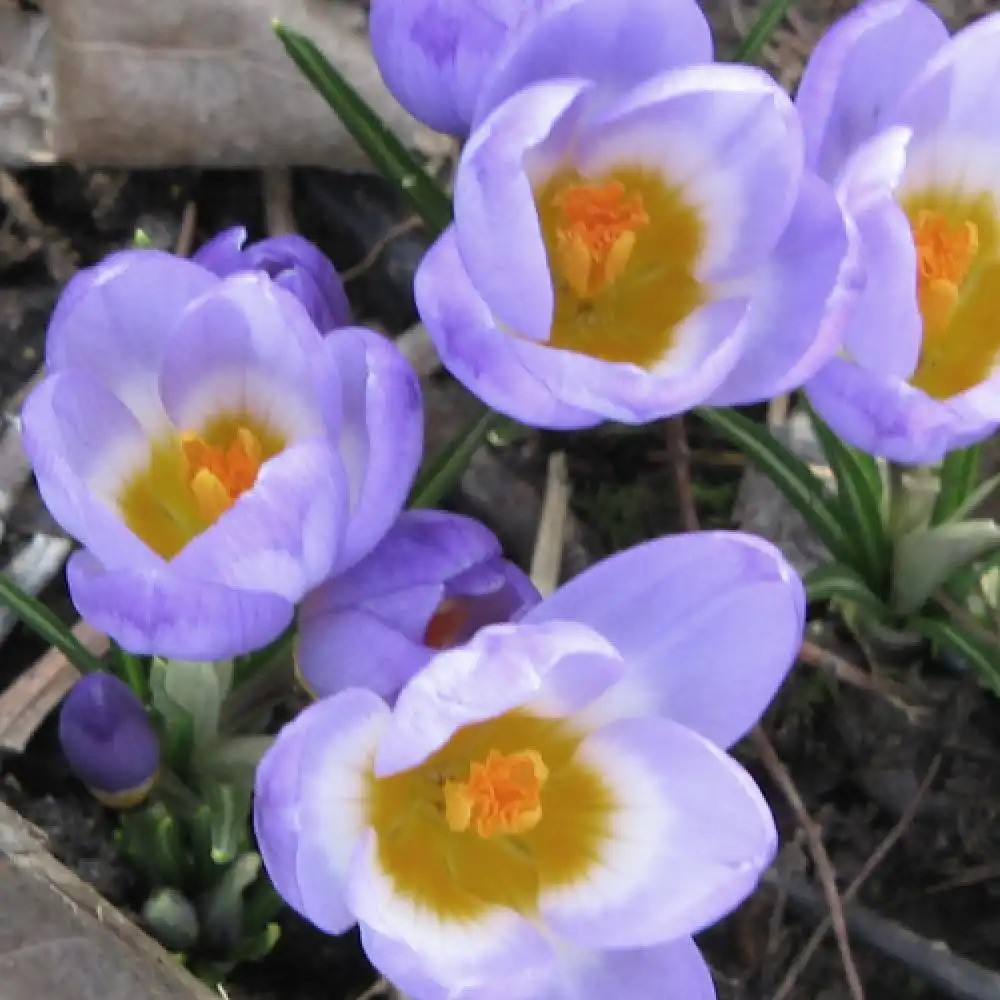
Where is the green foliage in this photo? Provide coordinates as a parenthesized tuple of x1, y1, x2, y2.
(732, 0, 793, 63)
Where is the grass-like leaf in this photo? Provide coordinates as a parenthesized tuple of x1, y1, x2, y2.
(696, 406, 857, 567)
(804, 401, 889, 595)
(913, 616, 1000, 696)
(804, 562, 889, 620)
(273, 22, 453, 235)
(0, 575, 106, 674)
(410, 407, 503, 509)
(932, 443, 982, 524)
(732, 0, 792, 63)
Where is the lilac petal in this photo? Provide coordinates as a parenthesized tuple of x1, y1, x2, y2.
(172, 439, 350, 602)
(706, 171, 862, 405)
(416, 229, 601, 429)
(247, 234, 351, 333)
(297, 606, 433, 703)
(525, 531, 804, 748)
(191, 226, 248, 275)
(531, 938, 716, 1000)
(59, 673, 160, 799)
(319, 327, 423, 570)
(254, 689, 390, 934)
(374, 621, 625, 777)
(475, 0, 712, 125)
(308, 510, 504, 610)
(541, 716, 775, 946)
(68, 550, 293, 659)
(795, 0, 947, 181)
(159, 273, 327, 442)
(454, 78, 593, 342)
(508, 295, 751, 423)
(21, 372, 159, 569)
(806, 357, 997, 463)
(894, 11, 1000, 139)
(368, 0, 550, 136)
(581, 64, 803, 279)
(347, 829, 555, 992)
(360, 926, 450, 1000)
(45, 250, 218, 432)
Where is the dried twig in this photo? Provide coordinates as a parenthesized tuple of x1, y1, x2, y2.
(664, 415, 699, 533)
(0, 620, 107, 752)
(530, 451, 571, 597)
(174, 200, 198, 257)
(341, 215, 423, 283)
(770, 871, 1000, 1000)
(773, 754, 942, 1000)
(752, 725, 865, 1000)
(395, 323, 441, 379)
(262, 168, 295, 237)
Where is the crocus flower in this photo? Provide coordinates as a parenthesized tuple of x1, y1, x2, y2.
(298, 510, 540, 702)
(255, 531, 804, 999)
(193, 226, 351, 333)
(800, 0, 1000, 462)
(59, 673, 160, 809)
(416, 2, 859, 428)
(23, 248, 422, 659)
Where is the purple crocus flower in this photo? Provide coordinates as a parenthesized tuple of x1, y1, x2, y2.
(22, 248, 422, 659)
(298, 510, 540, 703)
(255, 531, 804, 999)
(415, 4, 860, 428)
(800, 0, 1000, 462)
(193, 226, 351, 334)
(59, 673, 160, 809)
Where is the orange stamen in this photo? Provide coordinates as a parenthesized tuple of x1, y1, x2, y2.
(423, 598, 470, 650)
(553, 180, 649, 299)
(912, 209, 979, 337)
(444, 748, 548, 838)
(180, 426, 264, 521)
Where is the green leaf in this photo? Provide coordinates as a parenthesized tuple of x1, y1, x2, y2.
(197, 735, 273, 787)
(132, 229, 154, 249)
(141, 889, 200, 953)
(149, 659, 230, 755)
(409, 406, 503, 509)
(0, 575, 106, 674)
(732, 0, 792, 63)
(695, 406, 857, 567)
(912, 616, 1000, 695)
(273, 22, 452, 234)
(941, 470, 1000, 524)
(932, 443, 981, 524)
(892, 519, 1000, 615)
(803, 402, 889, 593)
(230, 923, 282, 964)
(804, 562, 889, 620)
(203, 780, 251, 864)
(198, 852, 261, 953)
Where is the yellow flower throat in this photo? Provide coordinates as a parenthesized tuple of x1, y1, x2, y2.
(535, 167, 705, 369)
(904, 192, 1000, 400)
(118, 413, 284, 559)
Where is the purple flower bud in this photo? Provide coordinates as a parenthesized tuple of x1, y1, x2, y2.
(298, 510, 541, 703)
(193, 226, 351, 333)
(59, 673, 160, 808)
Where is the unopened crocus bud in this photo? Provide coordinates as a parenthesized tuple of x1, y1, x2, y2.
(59, 673, 160, 809)
(298, 510, 541, 703)
(193, 226, 350, 333)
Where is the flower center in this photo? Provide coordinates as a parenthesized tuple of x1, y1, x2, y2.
(912, 210, 979, 337)
(535, 167, 705, 369)
(367, 710, 613, 920)
(118, 412, 284, 559)
(443, 748, 548, 838)
(553, 181, 649, 300)
(902, 191, 1000, 400)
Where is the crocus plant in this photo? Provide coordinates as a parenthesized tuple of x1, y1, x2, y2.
(6, 0, 1000, 996)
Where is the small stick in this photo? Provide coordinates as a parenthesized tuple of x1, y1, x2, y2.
(173, 201, 198, 258)
(664, 415, 699, 533)
(0, 620, 108, 753)
(395, 323, 441, 379)
(773, 755, 942, 1000)
(752, 725, 865, 1000)
(341, 216, 422, 283)
(262, 168, 296, 236)
(530, 452, 571, 597)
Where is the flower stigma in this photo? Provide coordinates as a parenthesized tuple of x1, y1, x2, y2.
(423, 598, 470, 650)
(118, 412, 285, 559)
(535, 167, 705, 368)
(443, 748, 549, 837)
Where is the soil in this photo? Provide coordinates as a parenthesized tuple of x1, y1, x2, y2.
(2, 2, 1000, 999)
